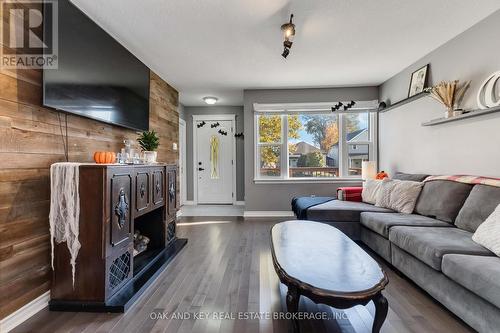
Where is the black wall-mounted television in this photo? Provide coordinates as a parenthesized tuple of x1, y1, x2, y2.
(43, 0, 150, 131)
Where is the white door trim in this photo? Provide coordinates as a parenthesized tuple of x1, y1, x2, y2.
(192, 114, 237, 205)
(179, 118, 187, 206)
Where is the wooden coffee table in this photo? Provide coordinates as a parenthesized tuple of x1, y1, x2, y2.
(271, 220, 389, 333)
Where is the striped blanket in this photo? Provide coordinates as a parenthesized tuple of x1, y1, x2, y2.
(424, 175, 500, 188)
(337, 187, 363, 202)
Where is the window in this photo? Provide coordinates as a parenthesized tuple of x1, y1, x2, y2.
(255, 109, 376, 181)
(345, 112, 372, 176)
(257, 115, 282, 177)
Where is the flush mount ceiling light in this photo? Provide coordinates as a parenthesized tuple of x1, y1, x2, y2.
(281, 14, 295, 59)
(203, 96, 218, 105)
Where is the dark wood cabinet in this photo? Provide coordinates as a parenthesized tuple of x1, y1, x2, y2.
(166, 165, 177, 221)
(152, 168, 165, 207)
(135, 170, 150, 215)
(50, 164, 186, 312)
(109, 171, 133, 248)
(106, 244, 134, 298)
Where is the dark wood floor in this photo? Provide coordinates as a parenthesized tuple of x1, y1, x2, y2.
(12, 217, 475, 333)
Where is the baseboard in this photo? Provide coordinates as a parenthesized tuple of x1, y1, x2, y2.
(243, 211, 295, 218)
(0, 291, 49, 332)
(235, 201, 245, 206)
(183, 201, 194, 206)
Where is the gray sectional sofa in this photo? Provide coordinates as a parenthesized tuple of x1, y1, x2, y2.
(299, 173, 500, 333)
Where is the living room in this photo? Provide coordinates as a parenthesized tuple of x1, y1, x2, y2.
(1, 1, 500, 332)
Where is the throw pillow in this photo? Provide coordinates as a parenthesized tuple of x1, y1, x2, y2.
(362, 179, 383, 204)
(472, 204, 500, 256)
(375, 179, 424, 214)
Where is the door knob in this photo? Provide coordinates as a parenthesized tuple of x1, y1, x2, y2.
(198, 167, 205, 171)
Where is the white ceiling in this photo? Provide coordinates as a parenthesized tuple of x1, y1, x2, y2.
(71, 0, 500, 106)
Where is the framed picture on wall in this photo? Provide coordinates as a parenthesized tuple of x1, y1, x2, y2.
(408, 64, 429, 97)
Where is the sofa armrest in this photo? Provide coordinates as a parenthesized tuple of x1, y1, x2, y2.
(337, 187, 363, 202)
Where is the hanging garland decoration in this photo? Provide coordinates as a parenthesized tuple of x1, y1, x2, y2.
(210, 135, 219, 179)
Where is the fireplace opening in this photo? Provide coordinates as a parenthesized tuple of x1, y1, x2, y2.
(133, 208, 166, 277)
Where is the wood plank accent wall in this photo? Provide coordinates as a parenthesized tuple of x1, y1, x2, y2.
(0, 68, 179, 319)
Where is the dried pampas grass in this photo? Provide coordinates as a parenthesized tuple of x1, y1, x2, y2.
(426, 80, 471, 111)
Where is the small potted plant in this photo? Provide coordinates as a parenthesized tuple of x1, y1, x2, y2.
(137, 130, 160, 163)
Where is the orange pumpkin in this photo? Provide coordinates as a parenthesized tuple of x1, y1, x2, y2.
(106, 152, 115, 163)
(375, 171, 389, 180)
(93, 151, 116, 164)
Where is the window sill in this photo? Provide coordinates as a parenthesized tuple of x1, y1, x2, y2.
(253, 178, 363, 184)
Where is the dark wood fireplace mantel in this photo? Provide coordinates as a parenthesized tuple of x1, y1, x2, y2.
(49, 164, 187, 312)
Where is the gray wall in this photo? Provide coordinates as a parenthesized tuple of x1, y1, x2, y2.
(244, 87, 379, 211)
(178, 103, 185, 120)
(379, 10, 500, 177)
(182, 106, 244, 201)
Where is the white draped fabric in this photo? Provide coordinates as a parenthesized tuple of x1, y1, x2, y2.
(49, 162, 82, 288)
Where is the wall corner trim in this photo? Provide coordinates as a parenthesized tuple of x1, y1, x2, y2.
(243, 211, 295, 218)
(0, 291, 50, 332)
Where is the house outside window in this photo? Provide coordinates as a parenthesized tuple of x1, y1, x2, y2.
(254, 102, 377, 181)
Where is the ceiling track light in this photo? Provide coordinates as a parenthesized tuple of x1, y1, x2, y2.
(281, 14, 295, 59)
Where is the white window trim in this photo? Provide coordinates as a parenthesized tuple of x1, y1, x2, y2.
(253, 105, 377, 183)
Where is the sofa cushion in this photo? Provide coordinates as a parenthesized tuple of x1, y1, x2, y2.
(362, 179, 383, 204)
(375, 179, 423, 214)
(472, 204, 500, 256)
(389, 226, 493, 271)
(442, 254, 500, 309)
(455, 185, 500, 232)
(415, 180, 473, 223)
(307, 200, 393, 222)
(361, 212, 451, 238)
(393, 172, 429, 182)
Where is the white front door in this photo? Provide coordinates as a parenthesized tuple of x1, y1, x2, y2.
(195, 119, 234, 204)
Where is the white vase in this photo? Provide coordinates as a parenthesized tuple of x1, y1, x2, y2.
(143, 151, 157, 164)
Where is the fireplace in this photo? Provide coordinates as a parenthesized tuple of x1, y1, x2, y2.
(49, 164, 187, 313)
(133, 208, 166, 275)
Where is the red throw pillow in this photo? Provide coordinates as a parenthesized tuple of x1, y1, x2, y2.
(337, 187, 363, 202)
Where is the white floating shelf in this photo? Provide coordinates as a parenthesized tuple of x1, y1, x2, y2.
(422, 106, 500, 126)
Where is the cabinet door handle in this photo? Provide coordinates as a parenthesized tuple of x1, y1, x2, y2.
(156, 181, 161, 194)
(114, 189, 129, 229)
(169, 182, 175, 201)
(140, 183, 145, 198)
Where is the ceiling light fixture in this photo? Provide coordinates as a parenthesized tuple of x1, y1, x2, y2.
(203, 96, 218, 105)
(281, 14, 295, 59)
